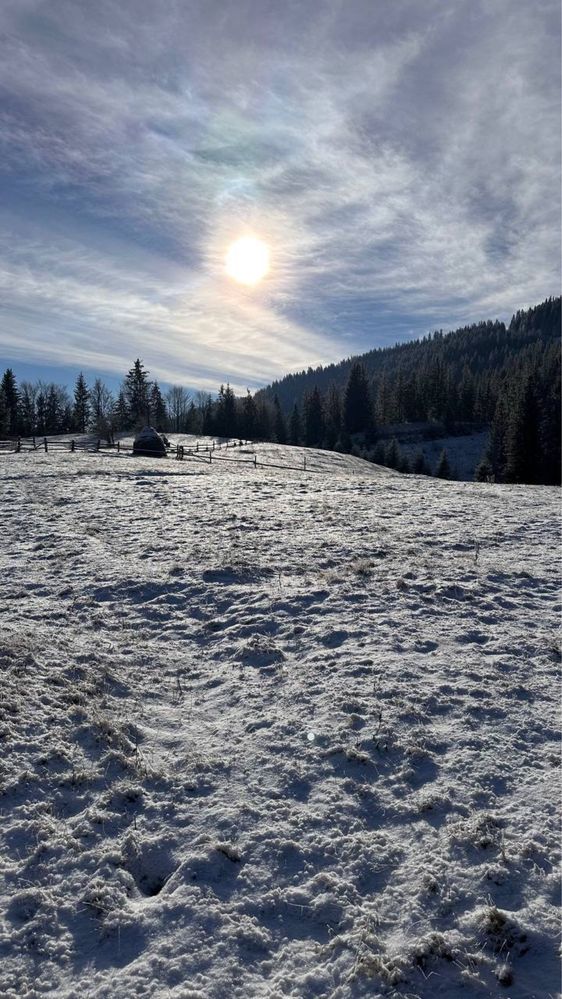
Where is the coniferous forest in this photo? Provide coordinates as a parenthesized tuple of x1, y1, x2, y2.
(1, 297, 559, 484)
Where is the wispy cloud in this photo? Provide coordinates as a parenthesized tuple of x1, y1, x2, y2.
(0, 0, 559, 388)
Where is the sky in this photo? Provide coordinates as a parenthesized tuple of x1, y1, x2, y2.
(0, 0, 560, 395)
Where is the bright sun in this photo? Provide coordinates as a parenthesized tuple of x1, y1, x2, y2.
(225, 236, 270, 285)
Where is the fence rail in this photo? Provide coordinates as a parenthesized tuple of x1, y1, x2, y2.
(0, 435, 324, 476)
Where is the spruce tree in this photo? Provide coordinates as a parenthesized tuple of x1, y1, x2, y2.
(487, 393, 509, 481)
(273, 395, 287, 444)
(150, 382, 168, 431)
(241, 391, 257, 440)
(505, 375, 540, 483)
(113, 390, 129, 431)
(1, 369, 19, 434)
(435, 449, 451, 479)
(200, 395, 214, 435)
(324, 383, 342, 449)
(304, 387, 324, 446)
(413, 451, 430, 475)
(289, 402, 302, 445)
(475, 457, 493, 482)
(36, 384, 47, 435)
(185, 401, 199, 434)
(45, 384, 64, 433)
(124, 359, 150, 427)
(255, 401, 272, 440)
(19, 382, 37, 437)
(0, 387, 8, 437)
(216, 384, 237, 438)
(73, 372, 90, 433)
(343, 362, 372, 434)
(384, 438, 401, 469)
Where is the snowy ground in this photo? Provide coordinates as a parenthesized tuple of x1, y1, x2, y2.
(0, 441, 560, 999)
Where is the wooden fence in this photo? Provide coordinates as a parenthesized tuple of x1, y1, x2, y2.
(0, 435, 323, 475)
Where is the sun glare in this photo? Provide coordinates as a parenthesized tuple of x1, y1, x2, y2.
(225, 236, 270, 285)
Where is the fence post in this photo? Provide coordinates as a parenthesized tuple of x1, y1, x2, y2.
(70, 440, 75, 452)
(196, 442, 199, 452)
(44, 437, 48, 452)
(97, 439, 101, 451)
(16, 437, 21, 453)
(303, 455, 306, 470)
(117, 440, 120, 453)
(254, 454, 257, 468)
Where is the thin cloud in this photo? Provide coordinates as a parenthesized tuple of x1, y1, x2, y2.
(0, 0, 559, 387)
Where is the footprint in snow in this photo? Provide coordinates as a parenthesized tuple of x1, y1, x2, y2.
(320, 630, 349, 648)
(413, 640, 439, 654)
(455, 631, 490, 645)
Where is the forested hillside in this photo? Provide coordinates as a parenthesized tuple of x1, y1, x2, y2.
(255, 297, 561, 484)
(257, 298, 560, 426)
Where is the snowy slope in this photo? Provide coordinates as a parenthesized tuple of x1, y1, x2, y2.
(0, 443, 560, 999)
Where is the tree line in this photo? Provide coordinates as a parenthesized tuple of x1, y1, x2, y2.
(0, 360, 275, 441)
(1, 297, 559, 484)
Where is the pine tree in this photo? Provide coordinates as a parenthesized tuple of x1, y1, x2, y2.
(124, 359, 150, 427)
(273, 395, 287, 444)
(304, 387, 324, 446)
(73, 372, 90, 433)
(289, 402, 302, 445)
(1, 369, 19, 434)
(343, 362, 372, 434)
(435, 449, 451, 479)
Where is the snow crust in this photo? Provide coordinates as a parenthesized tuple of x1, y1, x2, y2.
(0, 442, 560, 998)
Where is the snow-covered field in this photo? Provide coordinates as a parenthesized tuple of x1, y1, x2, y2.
(0, 442, 560, 999)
